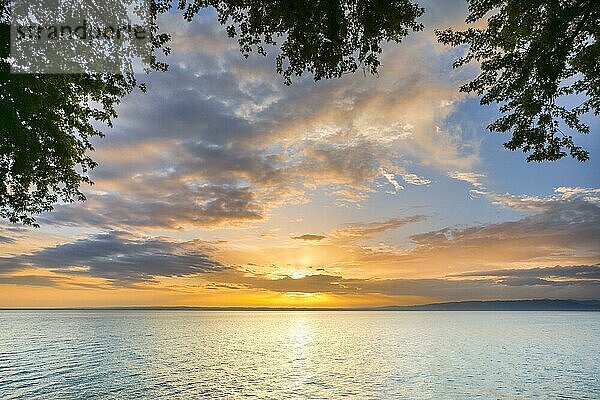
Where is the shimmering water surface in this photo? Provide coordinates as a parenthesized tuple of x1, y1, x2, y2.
(1, 311, 599, 399)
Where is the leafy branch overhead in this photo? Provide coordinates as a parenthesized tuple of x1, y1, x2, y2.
(0, 0, 171, 226)
(178, 0, 424, 84)
(437, 0, 599, 162)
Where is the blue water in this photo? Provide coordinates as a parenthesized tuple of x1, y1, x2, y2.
(0, 311, 599, 399)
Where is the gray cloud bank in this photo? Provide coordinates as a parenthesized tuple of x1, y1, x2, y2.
(0, 231, 222, 285)
(34, 11, 472, 230)
(210, 264, 600, 300)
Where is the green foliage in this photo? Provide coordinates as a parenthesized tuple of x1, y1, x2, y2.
(178, 0, 424, 84)
(437, 0, 599, 162)
(0, 69, 127, 226)
(0, 0, 170, 226)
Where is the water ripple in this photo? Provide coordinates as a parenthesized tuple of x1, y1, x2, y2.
(0, 311, 599, 399)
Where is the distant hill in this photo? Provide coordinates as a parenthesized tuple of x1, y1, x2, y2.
(3, 299, 600, 311)
(374, 299, 600, 311)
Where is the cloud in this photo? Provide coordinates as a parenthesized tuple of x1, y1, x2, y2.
(408, 200, 599, 268)
(554, 187, 600, 202)
(399, 173, 431, 186)
(0, 275, 59, 287)
(470, 190, 557, 212)
(291, 234, 326, 242)
(0, 225, 22, 244)
(379, 168, 405, 193)
(0, 231, 223, 285)
(484, 187, 599, 212)
(317, 198, 600, 277)
(3, 199, 597, 298)
(332, 216, 426, 241)
(453, 264, 600, 281)
(32, 11, 478, 231)
(207, 266, 600, 300)
(453, 175, 600, 213)
(448, 171, 485, 188)
(40, 184, 266, 229)
(216, 194, 599, 282)
(0, 235, 15, 244)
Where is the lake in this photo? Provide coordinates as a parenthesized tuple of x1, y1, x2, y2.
(1, 311, 598, 399)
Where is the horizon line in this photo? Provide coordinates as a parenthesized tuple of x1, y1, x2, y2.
(2, 299, 599, 311)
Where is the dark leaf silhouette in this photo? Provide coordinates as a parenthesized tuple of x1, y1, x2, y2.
(437, 0, 599, 162)
(0, 0, 170, 226)
(178, 0, 424, 84)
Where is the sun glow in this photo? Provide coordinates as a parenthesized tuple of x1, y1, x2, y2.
(285, 292, 317, 297)
(290, 271, 307, 279)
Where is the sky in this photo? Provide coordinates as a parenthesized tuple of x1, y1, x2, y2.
(0, 0, 598, 307)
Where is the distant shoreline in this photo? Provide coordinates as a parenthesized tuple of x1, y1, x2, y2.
(2, 299, 599, 311)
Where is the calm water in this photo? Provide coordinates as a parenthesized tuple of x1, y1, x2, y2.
(0, 311, 599, 399)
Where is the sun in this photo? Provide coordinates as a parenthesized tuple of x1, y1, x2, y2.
(290, 271, 306, 279)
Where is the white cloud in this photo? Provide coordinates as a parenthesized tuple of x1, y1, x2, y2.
(399, 172, 431, 186)
(379, 168, 405, 193)
(448, 171, 486, 188)
(554, 187, 600, 202)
